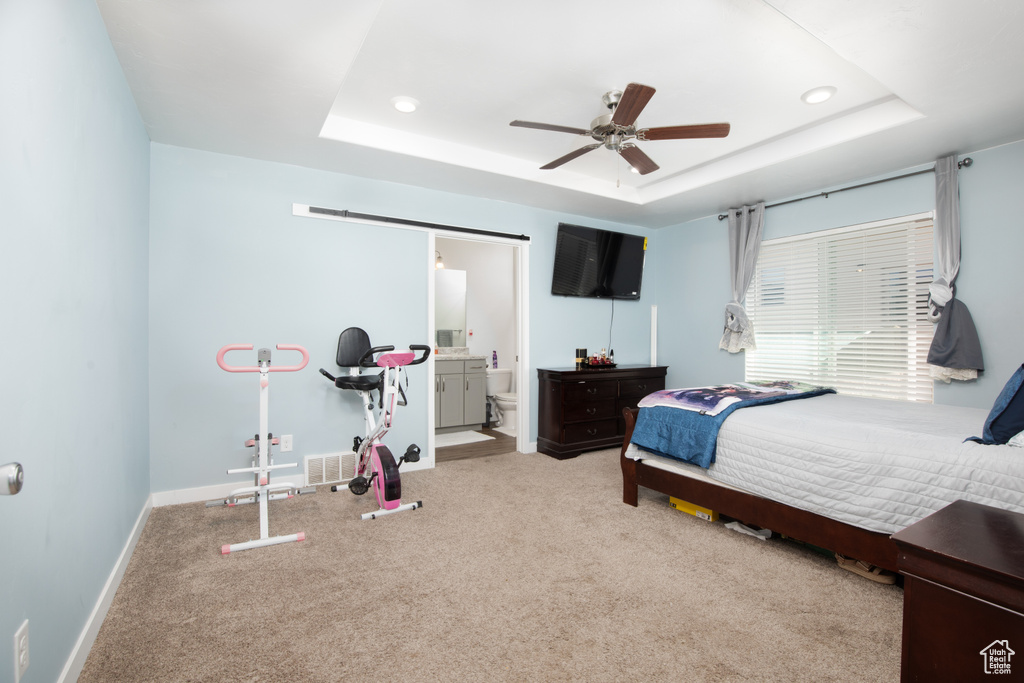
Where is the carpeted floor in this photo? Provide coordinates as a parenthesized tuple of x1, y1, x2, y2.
(80, 448, 903, 682)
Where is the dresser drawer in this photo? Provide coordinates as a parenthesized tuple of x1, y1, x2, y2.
(564, 399, 616, 423)
(564, 419, 618, 444)
(564, 381, 617, 403)
(620, 377, 664, 398)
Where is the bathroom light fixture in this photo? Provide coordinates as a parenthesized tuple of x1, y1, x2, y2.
(801, 86, 836, 104)
(435, 251, 445, 269)
(391, 96, 419, 113)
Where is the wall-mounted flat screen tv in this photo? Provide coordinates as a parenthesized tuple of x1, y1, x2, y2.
(551, 223, 646, 300)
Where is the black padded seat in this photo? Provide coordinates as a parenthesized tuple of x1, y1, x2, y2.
(330, 327, 383, 394)
(334, 373, 383, 392)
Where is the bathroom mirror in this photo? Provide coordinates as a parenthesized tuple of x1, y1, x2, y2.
(435, 269, 467, 347)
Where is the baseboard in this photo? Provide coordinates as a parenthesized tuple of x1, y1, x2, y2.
(151, 479, 297, 507)
(526, 440, 537, 454)
(59, 493, 153, 683)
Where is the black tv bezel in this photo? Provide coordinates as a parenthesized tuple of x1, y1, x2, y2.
(550, 223, 646, 301)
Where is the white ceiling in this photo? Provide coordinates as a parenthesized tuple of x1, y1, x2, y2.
(97, 0, 1024, 228)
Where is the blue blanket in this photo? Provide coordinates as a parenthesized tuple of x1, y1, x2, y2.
(630, 383, 834, 469)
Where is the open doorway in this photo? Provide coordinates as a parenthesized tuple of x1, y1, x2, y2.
(428, 233, 529, 463)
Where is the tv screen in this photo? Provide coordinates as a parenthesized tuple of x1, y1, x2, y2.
(551, 223, 646, 300)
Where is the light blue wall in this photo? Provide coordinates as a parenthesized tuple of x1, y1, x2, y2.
(149, 144, 654, 492)
(0, 1, 151, 681)
(653, 140, 1024, 410)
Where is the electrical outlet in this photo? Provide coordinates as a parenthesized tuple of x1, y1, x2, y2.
(13, 619, 28, 682)
(280, 434, 293, 452)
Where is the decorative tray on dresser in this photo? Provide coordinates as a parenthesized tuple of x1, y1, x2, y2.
(537, 365, 667, 459)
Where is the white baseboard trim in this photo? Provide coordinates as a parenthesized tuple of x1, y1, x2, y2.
(150, 479, 266, 507)
(59, 494, 153, 683)
(526, 440, 537, 454)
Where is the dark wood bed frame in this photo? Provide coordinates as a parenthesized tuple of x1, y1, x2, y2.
(620, 408, 900, 572)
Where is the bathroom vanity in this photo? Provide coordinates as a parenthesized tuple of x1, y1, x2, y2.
(435, 355, 488, 429)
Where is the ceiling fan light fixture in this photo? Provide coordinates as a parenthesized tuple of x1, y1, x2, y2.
(801, 86, 837, 104)
(391, 96, 419, 113)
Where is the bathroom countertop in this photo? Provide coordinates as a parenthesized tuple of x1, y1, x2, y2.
(436, 354, 488, 361)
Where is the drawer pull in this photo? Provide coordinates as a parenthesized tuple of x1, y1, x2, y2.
(586, 407, 597, 416)
(586, 387, 599, 395)
(638, 384, 647, 391)
(586, 428, 598, 436)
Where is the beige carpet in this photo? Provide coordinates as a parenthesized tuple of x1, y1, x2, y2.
(81, 449, 902, 682)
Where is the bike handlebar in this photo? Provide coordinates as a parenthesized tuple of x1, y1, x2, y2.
(357, 344, 432, 368)
(217, 344, 310, 373)
(408, 345, 431, 365)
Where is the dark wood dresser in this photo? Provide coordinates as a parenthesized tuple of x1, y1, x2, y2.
(891, 499, 1024, 682)
(537, 365, 667, 459)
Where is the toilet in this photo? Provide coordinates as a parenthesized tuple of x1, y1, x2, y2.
(485, 368, 517, 431)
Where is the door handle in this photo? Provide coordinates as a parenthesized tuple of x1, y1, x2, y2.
(1, 463, 24, 495)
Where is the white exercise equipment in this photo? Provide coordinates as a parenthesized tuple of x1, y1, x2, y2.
(207, 343, 315, 554)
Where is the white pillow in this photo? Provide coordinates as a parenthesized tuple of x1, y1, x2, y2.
(1008, 430, 1024, 448)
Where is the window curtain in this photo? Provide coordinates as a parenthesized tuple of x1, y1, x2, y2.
(927, 154, 984, 382)
(719, 201, 765, 353)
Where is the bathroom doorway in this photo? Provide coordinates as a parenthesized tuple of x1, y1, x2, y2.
(429, 233, 529, 463)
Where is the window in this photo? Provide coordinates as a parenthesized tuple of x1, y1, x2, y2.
(745, 214, 934, 402)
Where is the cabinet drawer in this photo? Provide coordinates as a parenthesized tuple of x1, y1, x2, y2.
(619, 377, 663, 398)
(465, 358, 488, 372)
(564, 419, 617, 444)
(564, 399, 615, 423)
(436, 360, 464, 374)
(564, 381, 616, 403)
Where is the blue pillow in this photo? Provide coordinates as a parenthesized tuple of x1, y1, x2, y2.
(969, 364, 1024, 445)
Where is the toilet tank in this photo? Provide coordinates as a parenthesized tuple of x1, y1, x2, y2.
(485, 368, 512, 395)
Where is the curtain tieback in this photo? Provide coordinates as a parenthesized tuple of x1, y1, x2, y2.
(928, 279, 954, 322)
(724, 301, 750, 332)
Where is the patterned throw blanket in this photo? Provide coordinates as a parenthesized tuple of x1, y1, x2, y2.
(631, 381, 834, 468)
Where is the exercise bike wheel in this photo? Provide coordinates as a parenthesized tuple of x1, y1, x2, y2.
(371, 446, 402, 510)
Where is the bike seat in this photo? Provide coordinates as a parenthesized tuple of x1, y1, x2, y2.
(333, 373, 383, 392)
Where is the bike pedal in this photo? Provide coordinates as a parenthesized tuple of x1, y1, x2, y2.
(348, 476, 370, 496)
(404, 444, 421, 463)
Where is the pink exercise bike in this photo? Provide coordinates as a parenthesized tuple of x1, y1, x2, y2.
(208, 343, 316, 553)
(319, 327, 430, 520)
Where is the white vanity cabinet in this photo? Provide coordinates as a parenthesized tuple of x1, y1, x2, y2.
(435, 357, 488, 428)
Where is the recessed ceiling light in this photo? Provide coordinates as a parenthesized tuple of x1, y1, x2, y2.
(391, 96, 419, 113)
(801, 86, 837, 104)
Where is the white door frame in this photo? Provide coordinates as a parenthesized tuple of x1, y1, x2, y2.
(427, 231, 530, 461)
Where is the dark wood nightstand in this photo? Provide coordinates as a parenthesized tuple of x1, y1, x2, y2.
(892, 499, 1024, 682)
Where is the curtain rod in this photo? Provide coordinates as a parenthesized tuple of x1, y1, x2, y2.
(716, 157, 974, 221)
(308, 206, 531, 241)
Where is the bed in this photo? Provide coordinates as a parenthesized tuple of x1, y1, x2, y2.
(620, 390, 1024, 572)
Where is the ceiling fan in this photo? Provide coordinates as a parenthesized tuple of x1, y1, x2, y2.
(510, 83, 730, 175)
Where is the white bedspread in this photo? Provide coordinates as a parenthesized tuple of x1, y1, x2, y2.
(629, 393, 1024, 534)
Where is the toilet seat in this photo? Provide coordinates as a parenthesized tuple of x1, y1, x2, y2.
(494, 392, 517, 403)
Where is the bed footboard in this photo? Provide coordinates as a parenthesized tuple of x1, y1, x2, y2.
(619, 408, 899, 572)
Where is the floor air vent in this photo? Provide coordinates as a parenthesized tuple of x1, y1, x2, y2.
(305, 452, 355, 487)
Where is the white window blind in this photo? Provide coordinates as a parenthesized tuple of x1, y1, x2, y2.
(745, 214, 935, 402)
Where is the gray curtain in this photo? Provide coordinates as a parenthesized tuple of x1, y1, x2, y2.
(927, 155, 984, 382)
(719, 202, 765, 353)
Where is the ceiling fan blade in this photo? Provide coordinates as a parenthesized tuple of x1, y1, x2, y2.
(510, 120, 591, 135)
(540, 143, 601, 170)
(611, 83, 656, 127)
(619, 145, 659, 175)
(639, 123, 731, 141)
